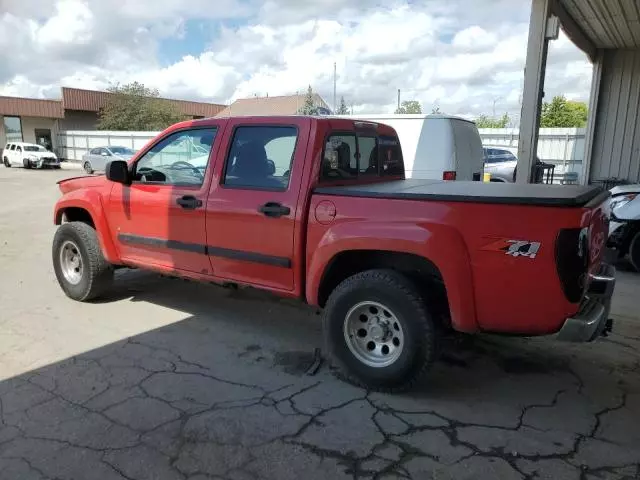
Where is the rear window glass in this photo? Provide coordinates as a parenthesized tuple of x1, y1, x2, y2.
(321, 133, 403, 181)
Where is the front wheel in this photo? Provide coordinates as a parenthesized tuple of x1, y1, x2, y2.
(83, 161, 93, 174)
(23, 158, 31, 169)
(52, 222, 114, 301)
(3, 157, 10, 167)
(323, 269, 438, 392)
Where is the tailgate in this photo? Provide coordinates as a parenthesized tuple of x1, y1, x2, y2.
(586, 190, 611, 275)
(555, 189, 610, 304)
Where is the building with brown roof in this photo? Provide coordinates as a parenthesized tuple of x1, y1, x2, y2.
(59, 87, 225, 130)
(216, 93, 331, 117)
(1, 87, 225, 155)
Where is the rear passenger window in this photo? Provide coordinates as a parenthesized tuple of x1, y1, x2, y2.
(358, 136, 377, 174)
(322, 133, 403, 181)
(223, 126, 297, 190)
(322, 134, 357, 180)
(10, 145, 16, 151)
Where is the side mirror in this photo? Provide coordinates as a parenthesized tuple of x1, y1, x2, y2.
(105, 160, 130, 185)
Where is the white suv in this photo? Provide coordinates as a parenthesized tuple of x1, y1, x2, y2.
(3, 142, 60, 169)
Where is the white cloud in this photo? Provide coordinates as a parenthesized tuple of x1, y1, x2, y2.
(0, 0, 593, 122)
(452, 26, 498, 52)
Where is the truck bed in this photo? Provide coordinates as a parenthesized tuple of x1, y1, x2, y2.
(314, 179, 608, 207)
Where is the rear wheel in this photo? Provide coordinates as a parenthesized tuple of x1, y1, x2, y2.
(323, 269, 438, 392)
(83, 161, 93, 174)
(52, 222, 113, 301)
(628, 231, 640, 272)
(3, 157, 9, 167)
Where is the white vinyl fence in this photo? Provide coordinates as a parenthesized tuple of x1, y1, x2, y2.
(57, 130, 160, 161)
(58, 127, 587, 182)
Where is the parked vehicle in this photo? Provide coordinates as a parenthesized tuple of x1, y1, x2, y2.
(82, 146, 136, 174)
(3, 142, 60, 169)
(344, 114, 485, 181)
(607, 184, 640, 271)
(52, 115, 615, 392)
(483, 145, 518, 182)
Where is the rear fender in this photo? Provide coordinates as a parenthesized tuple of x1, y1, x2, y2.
(54, 191, 120, 264)
(307, 221, 477, 332)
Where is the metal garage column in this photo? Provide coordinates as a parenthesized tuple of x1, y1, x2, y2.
(517, 0, 557, 184)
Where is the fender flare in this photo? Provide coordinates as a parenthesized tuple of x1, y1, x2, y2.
(53, 192, 120, 264)
(306, 221, 478, 333)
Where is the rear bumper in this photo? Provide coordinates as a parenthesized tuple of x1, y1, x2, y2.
(556, 263, 616, 342)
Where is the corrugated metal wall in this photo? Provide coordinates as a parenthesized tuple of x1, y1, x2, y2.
(590, 49, 640, 183)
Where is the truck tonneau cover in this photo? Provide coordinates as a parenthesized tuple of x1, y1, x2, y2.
(314, 179, 608, 207)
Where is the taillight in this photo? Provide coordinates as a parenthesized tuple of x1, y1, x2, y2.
(443, 171, 456, 181)
(555, 227, 590, 303)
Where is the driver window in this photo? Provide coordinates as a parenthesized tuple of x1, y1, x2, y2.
(134, 128, 217, 186)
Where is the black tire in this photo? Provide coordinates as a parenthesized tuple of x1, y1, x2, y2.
(322, 269, 437, 392)
(23, 158, 31, 169)
(52, 222, 114, 301)
(83, 162, 93, 174)
(3, 157, 10, 167)
(629, 231, 640, 272)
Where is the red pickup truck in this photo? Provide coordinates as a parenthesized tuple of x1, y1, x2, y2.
(52, 116, 615, 391)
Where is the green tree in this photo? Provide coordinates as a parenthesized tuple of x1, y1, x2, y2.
(395, 100, 422, 114)
(298, 85, 320, 115)
(540, 95, 588, 128)
(475, 113, 510, 128)
(336, 96, 349, 115)
(98, 82, 185, 131)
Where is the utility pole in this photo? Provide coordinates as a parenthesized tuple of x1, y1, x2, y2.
(333, 62, 337, 113)
(397, 89, 401, 111)
(492, 96, 501, 118)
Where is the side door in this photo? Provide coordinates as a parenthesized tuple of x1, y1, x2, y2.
(84, 148, 97, 169)
(106, 125, 222, 274)
(14, 146, 22, 167)
(94, 148, 111, 171)
(205, 118, 311, 292)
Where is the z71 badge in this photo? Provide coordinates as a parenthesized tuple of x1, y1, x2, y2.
(482, 238, 542, 259)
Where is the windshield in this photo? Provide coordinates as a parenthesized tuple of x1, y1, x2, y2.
(109, 146, 135, 155)
(24, 145, 47, 152)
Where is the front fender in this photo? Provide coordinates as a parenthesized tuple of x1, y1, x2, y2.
(306, 220, 477, 333)
(53, 191, 120, 264)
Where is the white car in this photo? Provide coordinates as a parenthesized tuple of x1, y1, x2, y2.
(2, 142, 60, 169)
(483, 145, 518, 182)
(81, 146, 136, 174)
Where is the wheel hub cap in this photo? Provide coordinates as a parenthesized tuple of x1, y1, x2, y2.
(59, 240, 83, 285)
(343, 301, 404, 368)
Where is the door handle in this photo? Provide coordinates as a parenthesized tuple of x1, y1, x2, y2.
(176, 195, 202, 209)
(258, 202, 290, 218)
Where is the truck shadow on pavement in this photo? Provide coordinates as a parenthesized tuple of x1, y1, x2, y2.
(1, 269, 639, 480)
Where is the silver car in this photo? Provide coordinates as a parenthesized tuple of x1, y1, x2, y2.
(483, 146, 518, 183)
(81, 146, 136, 174)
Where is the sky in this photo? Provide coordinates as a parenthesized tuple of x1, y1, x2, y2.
(0, 0, 593, 122)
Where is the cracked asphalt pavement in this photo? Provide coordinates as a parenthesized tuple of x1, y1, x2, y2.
(1, 167, 639, 480)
